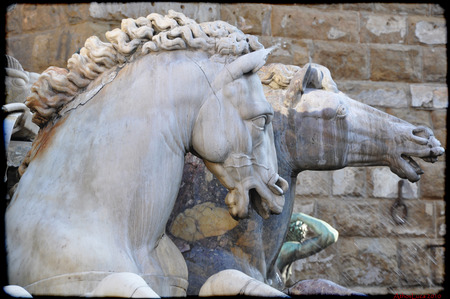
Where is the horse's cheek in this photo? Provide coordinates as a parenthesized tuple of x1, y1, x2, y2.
(192, 121, 229, 163)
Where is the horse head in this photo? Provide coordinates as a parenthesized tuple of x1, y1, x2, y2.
(192, 49, 289, 219)
(278, 63, 445, 182)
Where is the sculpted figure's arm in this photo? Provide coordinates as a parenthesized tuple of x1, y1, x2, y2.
(276, 213, 338, 273)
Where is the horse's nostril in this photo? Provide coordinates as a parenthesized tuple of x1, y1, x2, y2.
(275, 177, 289, 193)
(412, 126, 432, 138)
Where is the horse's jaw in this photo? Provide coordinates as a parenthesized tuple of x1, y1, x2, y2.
(386, 126, 444, 182)
(204, 157, 289, 220)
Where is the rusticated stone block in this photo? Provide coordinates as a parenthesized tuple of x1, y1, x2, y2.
(295, 171, 331, 197)
(21, 4, 67, 32)
(371, 3, 429, 15)
(63, 3, 91, 25)
(378, 199, 435, 238)
(30, 22, 110, 72)
(271, 5, 359, 42)
(259, 36, 311, 66)
(410, 84, 448, 109)
(89, 2, 220, 23)
(423, 46, 447, 83)
(287, 245, 340, 285)
(417, 160, 446, 199)
(435, 201, 446, 238)
(360, 13, 407, 44)
(338, 237, 398, 286)
(5, 4, 23, 34)
(336, 80, 409, 108)
(369, 167, 418, 199)
(220, 3, 271, 35)
(315, 199, 384, 237)
(6, 35, 35, 72)
(292, 197, 316, 216)
(430, 108, 447, 130)
(311, 41, 368, 80)
(429, 242, 445, 285)
(332, 167, 366, 197)
(407, 16, 447, 45)
(384, 108, 432, 128)
(430, 110, 447, 149)
(370, 45, 421, 82)
(398, 239, 433, 286)
(430, 4, 446, 15)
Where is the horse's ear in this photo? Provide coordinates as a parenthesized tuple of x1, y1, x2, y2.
(212, 47, 275, 91)
(284, 63, 312, 107)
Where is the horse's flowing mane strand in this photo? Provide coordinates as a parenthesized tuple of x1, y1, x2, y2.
(26, 10, 264, 127)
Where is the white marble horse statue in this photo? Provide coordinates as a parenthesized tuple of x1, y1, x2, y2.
(166, 62, 445, 296)
(5, 11, 288, 297)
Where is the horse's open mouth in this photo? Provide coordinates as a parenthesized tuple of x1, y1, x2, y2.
(402, 154, 424, 172)
(249, 189, 268, 218)
(398, 147, 443, 182)
(249, 175, 288, 219)
(224, 172, 289, 220)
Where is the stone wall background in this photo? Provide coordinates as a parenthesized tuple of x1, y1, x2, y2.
(5, 2, 447, 295)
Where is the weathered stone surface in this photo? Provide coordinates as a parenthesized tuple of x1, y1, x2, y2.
(21, 4, 67, 32)
(288, 246, 340, 284)
(423, 46, 447, 83)
(311, 41, 368, 80)
(30, 22, 110, 72)
(371, 3, 430, 15)
(295, 171, 331, 197)
(220, 3, 271, 35)
(417, 160, 446, 199)
(316, 199, 384, 237)
(62, 3, 91, 24)
(410, 84, 448, 109)
(360, 13, 407, 44)
(259, 36, 311, 66)
(337, 80, 409, 108)
(408, 16, 447, 45)
(89, 2, 220, 23)
(332, 167, 366, 197)
(271, 5, 359, 42)
(292, 198, 316, 216)
(384, 108, 433, 128)
(429, 242, 445, 285)
(286, 278, 364, 295)
(370, 167, 418, 199)
(379, 199, 435, 238)
(370, 45, 421, 82)
(435, 201, 446, 238)
(5, 4, 23, 34)
(430, 108, 447, 131)
(339, 238, 398, 286)
(398, 239, 433, 286)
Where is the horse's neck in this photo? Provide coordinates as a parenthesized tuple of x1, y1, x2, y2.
(90, 51, 216, 151)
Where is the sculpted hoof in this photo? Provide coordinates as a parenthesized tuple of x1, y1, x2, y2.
(87, 272, 159, 298)
(199, 269, 288, 297)
(3, 285, 33, 298)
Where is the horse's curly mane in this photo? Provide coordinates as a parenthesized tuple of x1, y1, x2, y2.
(26, 10, 263, 127)
(258, 63, 301, 90)
(258, 62, 339, 107)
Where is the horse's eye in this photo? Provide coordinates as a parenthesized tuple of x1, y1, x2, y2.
(252, 115, 268, 130)
(336, 105, 347, 118)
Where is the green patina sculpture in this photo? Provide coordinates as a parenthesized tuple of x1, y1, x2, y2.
(277, 213, 338, 283)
